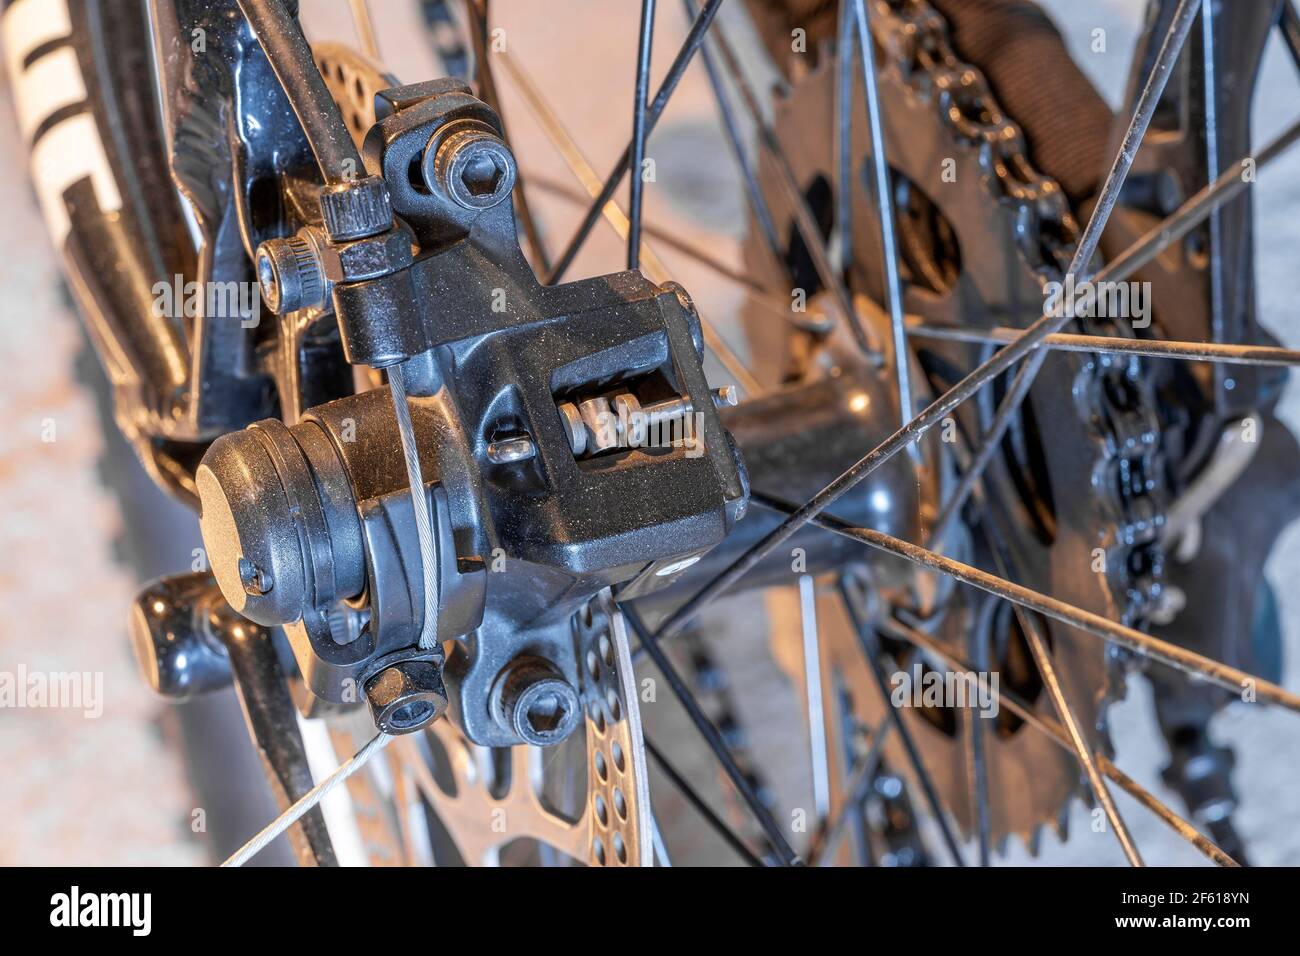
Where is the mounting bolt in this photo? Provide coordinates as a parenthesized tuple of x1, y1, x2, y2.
(364, 660, 448, 735)
(490, 656, 581, 747)
(255, 231, 326, 315)
(425, 125, 517, 210)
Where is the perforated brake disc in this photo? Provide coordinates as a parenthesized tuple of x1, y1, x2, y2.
(389, 593, 654, 867)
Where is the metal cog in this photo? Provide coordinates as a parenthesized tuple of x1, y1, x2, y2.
(744, 0, 1170, 850)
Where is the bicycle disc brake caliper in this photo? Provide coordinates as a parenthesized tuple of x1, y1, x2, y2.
(195, 81, 748, 745)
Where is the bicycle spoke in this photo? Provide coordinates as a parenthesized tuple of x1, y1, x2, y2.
(753, 491, 1300, 712)
(524, 170, 830, 333)
(1201, 4, 1227, 375)
(622, 605, 803, 865)
(1283, 0, 1300, 72)
(808, 716, 893, 866)
(943, 409, 1128, 863)
(799, 574, 832, 820)
(702, 7, 882, 358)
(982, 534, 1143, 866)
(495, 48, 762, 395)
(835, 0, 855, 275)
(927, 353, 1037, 551)
(685, 0, 785, 271)
(645, 735, 765, 866)
(467, 0, 551, 275)
(651, 814, 674, 866)
(1018, 604, 1143, 865)
(628, 0, 658, 270)
(546, 0, 726, 283)
(851, 0, 915, 439)
(965, 625, 992, 867)
(880, 616, 1239, 867)
(644, 40, 1300, 651)
(926, 0, 1200, 549)
(838, 575, 966, 866)
(907, 322, 1300, 367)
(347, 0, 379, 60)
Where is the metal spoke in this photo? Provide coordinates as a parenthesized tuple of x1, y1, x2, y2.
(1283, 1, 1300, 72)
(880, 616, 1239, 867)
(685, 0, 785, 271)
(1016, 599, 1143, 865)
(926, 353, 1037, 551)
(965, 624, 991, 866)
(1201, 6, 1226, 384)
(751, 491, 1300, 712)
(629, 0, 659, 270)
(944, 405, 1136, 862)
(347, 0, 379, 60)
(835, 0, 855, 275)
(644, 735, 765, 866)
(546, 0, 726, 283)
(799, 575, 832, 820)
(466, 0, 551, 275)
(808, 717, 893, 866)
(622, 605, 803, 865)
(907, 321, 1300, 367)
(837, 575, 966, 865)
(702, 7, 882, 357)
(641, 19, 1300, 652)
(523, 169, 829, 333)
(982, 531, 1143, 865)
(924, 0, 1200, 550)
(495, 47, 762, 395)
(851, 0, 915, 440)
(651, 814, 673, 866)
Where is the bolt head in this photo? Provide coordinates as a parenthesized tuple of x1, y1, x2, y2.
(365, 660, 448, 735)
(490, 656, 581, 746)
(255, 232, 324, 314)
(427, 127, 517, 210)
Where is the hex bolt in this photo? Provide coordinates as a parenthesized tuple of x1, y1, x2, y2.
(490, 656, 582, 747)
(424, 125, 517, 210)
(365, 659, 448, 735)
(486, 435, 536, 464)
(255, 232, 325, 315)
(711, 385, 739, 408)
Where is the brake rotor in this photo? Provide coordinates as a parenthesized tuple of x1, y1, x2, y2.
(387, 593, 653, 866)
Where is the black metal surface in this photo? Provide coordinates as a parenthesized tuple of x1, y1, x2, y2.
(193, 79, 747, 747)
(234, 0, 363, 185)
(129, 572, 235, 700)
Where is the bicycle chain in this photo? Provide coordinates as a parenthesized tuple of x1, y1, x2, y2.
(875, 0, 1166, 628)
